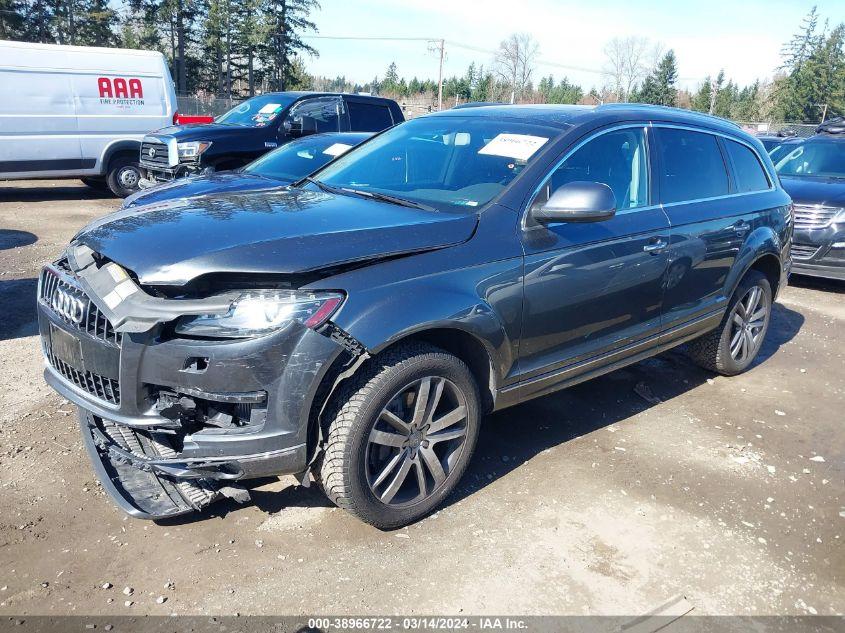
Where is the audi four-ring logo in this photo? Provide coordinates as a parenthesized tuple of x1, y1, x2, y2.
(52, 288, 85, 324)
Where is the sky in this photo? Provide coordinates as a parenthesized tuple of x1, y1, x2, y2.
(306, 0, 841, 92)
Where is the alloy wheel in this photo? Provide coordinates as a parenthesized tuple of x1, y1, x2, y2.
(728, 285, 768, 363)
(365, 376, 468, 508)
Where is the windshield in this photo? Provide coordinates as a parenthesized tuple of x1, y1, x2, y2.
(216, 94, 295, 127)
(312, 116, 559, 210)
(774, 138, 845, 179)
(243, 135, 363, 182)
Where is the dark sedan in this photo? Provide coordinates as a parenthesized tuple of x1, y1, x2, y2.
(772, 132, 845, 280)
(122, 132, 372, 208)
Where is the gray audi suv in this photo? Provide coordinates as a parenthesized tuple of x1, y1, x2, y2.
(38, 104, 792, 528)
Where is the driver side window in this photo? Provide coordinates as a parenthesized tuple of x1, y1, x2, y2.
(540, 127, 649, 211)
(286, 97, 344, 134)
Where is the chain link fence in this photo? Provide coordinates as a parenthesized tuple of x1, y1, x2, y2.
(176, 95, 240, 117)
(736, 121, 819, 138)
(173, 94, 825, 139)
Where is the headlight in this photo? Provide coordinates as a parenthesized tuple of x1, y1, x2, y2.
(175, 290, 344, 338)
(177, 141, 212, 162)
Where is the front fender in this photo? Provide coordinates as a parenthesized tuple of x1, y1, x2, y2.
(326, 255, 524, 389)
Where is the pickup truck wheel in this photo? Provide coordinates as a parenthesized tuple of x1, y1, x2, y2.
(687, 270, 772, 376)
(316, 343, 480, 529)
(105, 155, 142, 197)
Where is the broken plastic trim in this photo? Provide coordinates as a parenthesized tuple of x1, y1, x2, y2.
(67, 243, 238, 333)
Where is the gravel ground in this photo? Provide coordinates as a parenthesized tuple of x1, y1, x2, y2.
(0, 180, 843, 617)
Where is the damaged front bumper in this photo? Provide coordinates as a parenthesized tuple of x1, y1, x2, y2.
(38, 249, 353, 519)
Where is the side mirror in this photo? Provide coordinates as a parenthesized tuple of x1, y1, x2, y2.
(286, 117, 317, 138)
(532, 181, 617, 224)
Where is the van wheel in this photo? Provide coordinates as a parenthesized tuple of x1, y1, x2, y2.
(687, 270, 772, 376)
(80, 177, 110, 193)
(106, 155, 142, 197)
(316, 343, 480, 529)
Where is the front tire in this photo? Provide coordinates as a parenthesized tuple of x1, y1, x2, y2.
(316, 343, 481, 529)
(105, 155, 142, 197)
(687, 270, 772, 375)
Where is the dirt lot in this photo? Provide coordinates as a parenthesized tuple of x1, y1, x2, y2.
(0, 180, 843, 617)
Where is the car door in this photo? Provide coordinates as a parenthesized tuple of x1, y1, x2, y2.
(279, 96, 345, 142)
(653, 126, 749, 332)
(517, 125, 671, 400)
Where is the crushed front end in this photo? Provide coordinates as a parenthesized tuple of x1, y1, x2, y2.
(37, 248, 353, 519)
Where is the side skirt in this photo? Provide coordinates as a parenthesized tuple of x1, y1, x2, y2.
(495, 310, 723, 410)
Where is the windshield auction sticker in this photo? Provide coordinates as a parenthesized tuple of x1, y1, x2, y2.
(323, 143, 353, 157)
(478, 133, 549, 161)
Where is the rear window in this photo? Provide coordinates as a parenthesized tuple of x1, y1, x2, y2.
(656, 128, 730, 204)
(725, 139, 770, 192)
(348, 102, 394, 132)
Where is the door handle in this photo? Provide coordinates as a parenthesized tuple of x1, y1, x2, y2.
(643, 238, 668, 254)
(733, 220, 750, 235)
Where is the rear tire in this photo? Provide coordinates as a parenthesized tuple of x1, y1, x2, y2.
(687, 270, 772, 376)
(316, 343, 480, 529)
(105, 155, 142, 197)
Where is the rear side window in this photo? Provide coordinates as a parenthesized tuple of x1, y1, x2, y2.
(347, 102, 394, 132)
(725, 139, 770, 192)
(656, 128, 730, 204)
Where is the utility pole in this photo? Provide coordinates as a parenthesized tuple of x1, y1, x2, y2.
(709, 81, 718, 115)
(436, 39, 444, 111)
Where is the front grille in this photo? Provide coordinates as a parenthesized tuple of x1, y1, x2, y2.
(40, 260, 122, 406)
(792, 243, 819, 260)
(48, 353, 121, 405)
(39, 264, 121, 346)
(140, 139, 170, 167)
(793, 205, 840, 230)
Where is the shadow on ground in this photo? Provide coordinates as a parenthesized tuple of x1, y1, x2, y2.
(0, 183, 113, 203)
(0, 229, 37, 251)
(160, 302, 805, 527)
(0, 278, 38, 341)
(788, 274, 845, 295)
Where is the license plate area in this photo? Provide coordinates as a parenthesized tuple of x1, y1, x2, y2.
(50, 323, 84, 370)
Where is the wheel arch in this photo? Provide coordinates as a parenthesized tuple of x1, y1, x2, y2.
(304, 323, 499, 468)
(725, 227, 785, 300)
(99, 139, 141, 174)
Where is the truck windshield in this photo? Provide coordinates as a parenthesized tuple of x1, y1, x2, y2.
(216, 94, 296, 127)
(312, 116, 559, 210)
(774, 138, 845, 179)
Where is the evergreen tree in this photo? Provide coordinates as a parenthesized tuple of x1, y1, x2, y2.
(0, 0, 28, 38)
(264, 0, 319, 91)
(635, 50, 678, 106)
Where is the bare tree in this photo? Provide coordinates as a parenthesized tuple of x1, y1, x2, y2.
(603, 36, 650, 102)
(494, 33, 539, 103)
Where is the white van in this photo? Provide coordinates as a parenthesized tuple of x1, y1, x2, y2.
(0, 40, 177, 196)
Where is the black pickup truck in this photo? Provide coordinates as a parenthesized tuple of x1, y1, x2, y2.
(138, 92, 403, 184)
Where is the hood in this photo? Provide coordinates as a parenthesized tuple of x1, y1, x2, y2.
(74, 188, 478, 287)
(780, 176, 845, 208)
(124, 172, 281, 208)
(150, 123, 266, 142)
